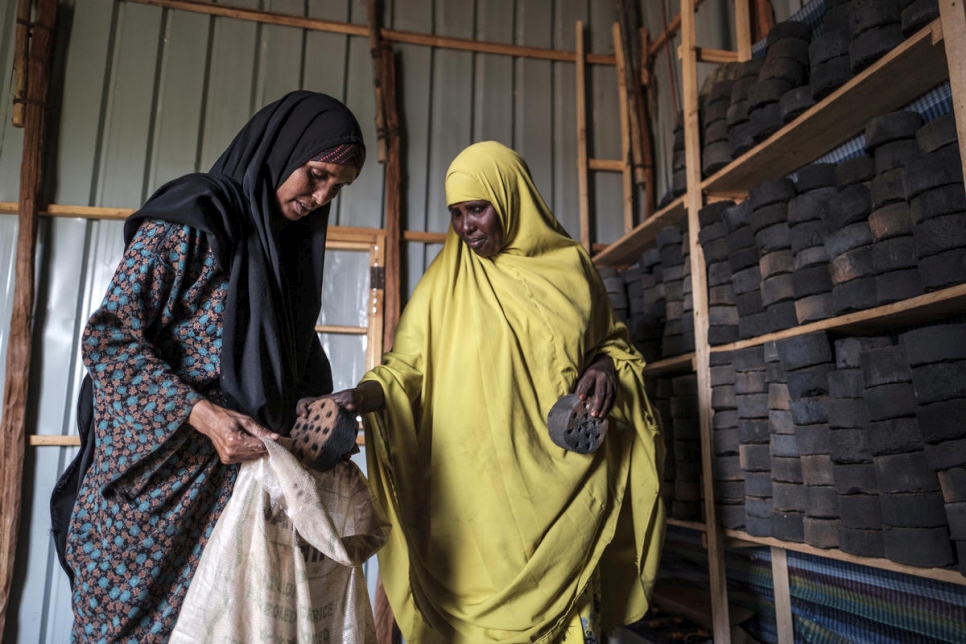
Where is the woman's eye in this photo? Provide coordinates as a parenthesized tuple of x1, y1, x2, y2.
(310, 170, 326, 181)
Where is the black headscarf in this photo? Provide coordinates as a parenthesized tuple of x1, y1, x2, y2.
(52, 91, 365, 583)
(123, 90, 366, 430)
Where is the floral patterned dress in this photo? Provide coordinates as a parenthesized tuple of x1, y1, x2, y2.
(66, 219, 236, 643)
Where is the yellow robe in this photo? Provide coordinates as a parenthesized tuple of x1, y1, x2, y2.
(362, 141, 665, 643)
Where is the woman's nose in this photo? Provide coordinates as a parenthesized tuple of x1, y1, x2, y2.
(313, 185, 331, 207)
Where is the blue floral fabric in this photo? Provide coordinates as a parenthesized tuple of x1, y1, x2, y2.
(67, 219, 236, 643)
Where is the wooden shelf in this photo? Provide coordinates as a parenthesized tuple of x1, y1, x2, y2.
(643, 352, 696, 376)
(592, 195, 686, 267)
(702, 19, 949, 197)
(711, 282, 966, 352)
(667, 518, 707, 532)
(723, 528, 966, 587)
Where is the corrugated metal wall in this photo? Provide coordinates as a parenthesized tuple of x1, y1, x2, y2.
(0, 1, 743, 640)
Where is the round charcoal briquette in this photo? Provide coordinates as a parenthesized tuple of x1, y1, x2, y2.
(745, 514, 773, 537)
(759, 249, 794, 278)
(770, 409, 796, 434)
(875, 451, 941, 494)
(834, 335, 893, 369)
(911, 186, 966, 225)
(865, 110, 924, 151)
(809, 29, 851, 67)
(794, 245, 831, 270)
(827, 369, 866, 400)
(795, 292, 835, 324)
(790, 396, 830, 425)
(851, 0, 901, 36)
(761, 273, 795, 306)
(829, 398, 872, 431)
(902, 0, 941, 37)
(826, 184, 873, 230)
(713, 455, 743, 481)
(751, 201, 790, 234)
(769, 382, 791, 410)
(786, 363, 835, 399)
(883, 526, 955, 567)
(916, 399, 966, 444)
(745, 495, 774, 519)
(793, 264, 834, 298)
(796, 165, 838, 194)
(759, 56, 807, 86)
(796, 423, 832, 456)
(805, 516, 841, 548)
(833, 463, 879, 495)
(729, 245, 760, 273)
(771, 456, 805, 483)
(939, 470, 966, 504)
(919, 247, 966, 291)
(873, 138, 920, 175)
(830, 427, 873, 463)
(767, 300, 800, 332)
(850, 24, 904, 73)
(708, 260, 734, 286)
(713, 409, 740, 431)
(825, 221, 874, 258)
(724, 200, 753, 230)
(914, 213, 966, 258)
(709, 305, 739, 327)
(709, 325, 740, 345)
(739, 311, 770, 340)
(756, 222, 792, 253)
(773, 481, 809, 512)
(711, 364, 735, 387)
(745, 472, 774, 497)
(709, 283, 737, 306)
(916, 113, 958, 156)
(900, 323, 966, 367)
(734, 369, 768, 395)
(702, 141, 733, 176)
(872, 235, 919, 272)
(727, 99, 750, 126)
(739, 418, 771, 445)
(776, 331, 833, 371)
(832, 276, 878, 314)
(839, 493, 884, 530)
(767, 19, 812, 46)
(925, 438, 966, 471)
(771, 510, 806, 542)
(735, 290, 765, 317)
(789, 189, 835, 223)
(738, 442, 771, 472)
(714, 428, 740, 456)
(780, 85, 816, 123)
(791, 220, 832, 255)
(868, 202, 915, 242)
(705, 99, 730, 124)
(732, 345, 766, 371)
(880, 491, 949, 528)
(729, 121, 758, 157)
(771, 433, 800, 458)
(904, 147, 965, 198)
(806, 483, 839, 517)
(768, 37, 811, 64)
(749, 178, 797, 211)
(737, 393, 769, 419)
(717, 503, 747, 529)
(875, 268, 923, 305)
(749, 104, 786, 144)
(910, 360, 966, 404)
(829, 245, 874, 285)
(811, 54, 854, 100)
(860, 344, 910, 387)
(699, 219, 729, 244)
(704, 237, 731, 263)
(866, 416, 925, 455)
(835, 156, 876, 189)
(838, 527, 885, 558)
(732, 265, 763, 295)
(870, 167, 908, 210)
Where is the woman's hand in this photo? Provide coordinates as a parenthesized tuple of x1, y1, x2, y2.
(189, 399, 279, 464)
(297, 380, 386, 417)
(574, 354, 617, 418)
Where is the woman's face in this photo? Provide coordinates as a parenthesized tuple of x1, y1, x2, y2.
(449, 199, 504, 258)
(276, 160, 358, 222)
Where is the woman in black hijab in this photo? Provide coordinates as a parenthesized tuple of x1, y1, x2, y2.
(52, 91, 365, 643)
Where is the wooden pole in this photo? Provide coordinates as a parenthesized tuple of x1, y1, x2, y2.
(734, 0, 753, 62)
(575, 21, 591, 252)
(0, 0, 57, 632)
(11, 0, 31, 128)
(751, 0, 776, 44)
(380, 47, 402, 353)
(367, 0, 388, 164)
(771, 547, 795, 643)
(940, 0, 966, 170)
(680, 0, 732, 641)
(612, 22, 635, 233)
(647, 0, 707, 58)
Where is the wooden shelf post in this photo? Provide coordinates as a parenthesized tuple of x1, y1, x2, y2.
(940, 0, 966, 172)
(680, 1, 732, 642)
(576, 21, 591, 251)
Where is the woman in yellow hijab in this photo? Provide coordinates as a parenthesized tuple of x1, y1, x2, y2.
(313, 141, 665, 642)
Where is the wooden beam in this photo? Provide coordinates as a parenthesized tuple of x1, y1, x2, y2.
(751, 0, 776, 44)
(613, 22, 635, 233)
(647, 0, 707, 58)
(681, 0, 732, 641)
(11, 0, 30, 127)
(575, 21, 591, 252)
(588, 158, 624, 172)
(940, 0, 966, 171)
(694, 47, 740, 63)
(0, 0, 56, 632)
(771, 547, 795, 643)
(366, 0, 388, 164)
(734, 0, 753, 61)
(123, 0, 617, 65)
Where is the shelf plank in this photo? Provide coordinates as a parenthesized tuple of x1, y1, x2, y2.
(711, 283, 966, 352)
(643, 352, 696, 376)
(592, 195, 686, 267)
(702, 19, 949, 196)
(667, 518, 707, 532)
(723, 529, 966, 587)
